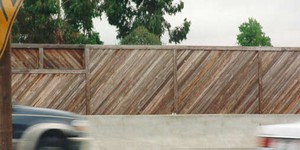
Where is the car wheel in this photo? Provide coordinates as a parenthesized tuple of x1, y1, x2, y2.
(36, 134, 67, 150)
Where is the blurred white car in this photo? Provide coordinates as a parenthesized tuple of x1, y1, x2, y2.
(12, 105, 90, 150)
(257, 122, 300, 150)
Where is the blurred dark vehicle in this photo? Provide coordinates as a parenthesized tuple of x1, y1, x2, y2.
(257, 122, 300, 150)
(12, 105, 89, 150)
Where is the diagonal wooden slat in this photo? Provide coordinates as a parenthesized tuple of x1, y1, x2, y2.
(12, 74, 86, 114)
(11, 49, 38, 69)
(10, 45, 300, 115)
(262, 52, 300, 114)
(89, 49, 174, 115)
(44, 49, 84, 69)
(177, 50, 259, 114)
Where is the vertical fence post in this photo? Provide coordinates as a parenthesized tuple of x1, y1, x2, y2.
(173, 49, 178, 114)
(38, 47, 44, 69)
(257, 51, 262, 114)
(0, 42, 13, 150)
(84, 46, 91, 115)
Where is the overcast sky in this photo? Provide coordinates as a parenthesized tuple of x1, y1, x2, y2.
(93, 0, 300, 47)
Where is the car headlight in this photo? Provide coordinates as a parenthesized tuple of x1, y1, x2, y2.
(71, 120, 89, 132)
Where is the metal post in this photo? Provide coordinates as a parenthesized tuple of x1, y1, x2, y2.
(0, 42, 12, 150)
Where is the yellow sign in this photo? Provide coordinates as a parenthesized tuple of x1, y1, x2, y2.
(0, 0, 23, 59)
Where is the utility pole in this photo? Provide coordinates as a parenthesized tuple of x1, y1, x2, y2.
(0, 41, 12, 149)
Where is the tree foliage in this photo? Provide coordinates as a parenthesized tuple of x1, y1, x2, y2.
(62, 0, 100, 33)
(100, 0, 191, 44)
(120, 26, 161, 45)
(61, 0, 103, 44)
(12, 0, 59, 43)
(237, 18, 272, 46)
(12, 0, 103, 44)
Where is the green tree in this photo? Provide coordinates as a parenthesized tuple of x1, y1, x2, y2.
(237, 18, 272, 46)
(12, 0, 59, 43)
(100, 0, 191, 44)
(61, 0, 103, 44)
(120, 26, 161, 45)
(12, 0, 103, 44)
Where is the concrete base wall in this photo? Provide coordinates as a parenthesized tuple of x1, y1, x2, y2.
(84, 115, 300, 150)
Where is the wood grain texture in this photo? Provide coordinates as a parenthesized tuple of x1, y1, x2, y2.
(176, 50, 259, 114)
(10, 45, 300, 114)
(261, 52, 300, 114)
(89, 48, 174, 115)
(12, 74, 86, 114)
(44, 49, 84, 69)
(11, 49, 38, 69)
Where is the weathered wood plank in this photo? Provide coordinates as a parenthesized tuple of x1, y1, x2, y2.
(44, 49, 84, 69)
(12, 69, 86, 74)
(86, 45, 300, 52)
(11, 49, 38, 69)
(176, 50, 259, 114)
(261, 52, 300, 114)
(84, 47, 91, 115)
(10, 45, 300, 115)
(12, 44, 85, 49)
(89, 48, 174, 115)
(12, 74, 86, 114)
(173, 49, 178, 113)
(38, 48, 44, 69)
(257, 51, 262, 114)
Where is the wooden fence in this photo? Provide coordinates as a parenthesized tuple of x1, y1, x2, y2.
(11, 44, 300, 115)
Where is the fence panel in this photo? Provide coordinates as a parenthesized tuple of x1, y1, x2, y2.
(261, 51, 300, 113)
(88, 47, 174, 115)
(176, 50, 259, 114)
(10, 45, 300, 114)
(12, 74, 86, 114)
(43, 49, 84, 69)
(12, 48, 38, 69)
